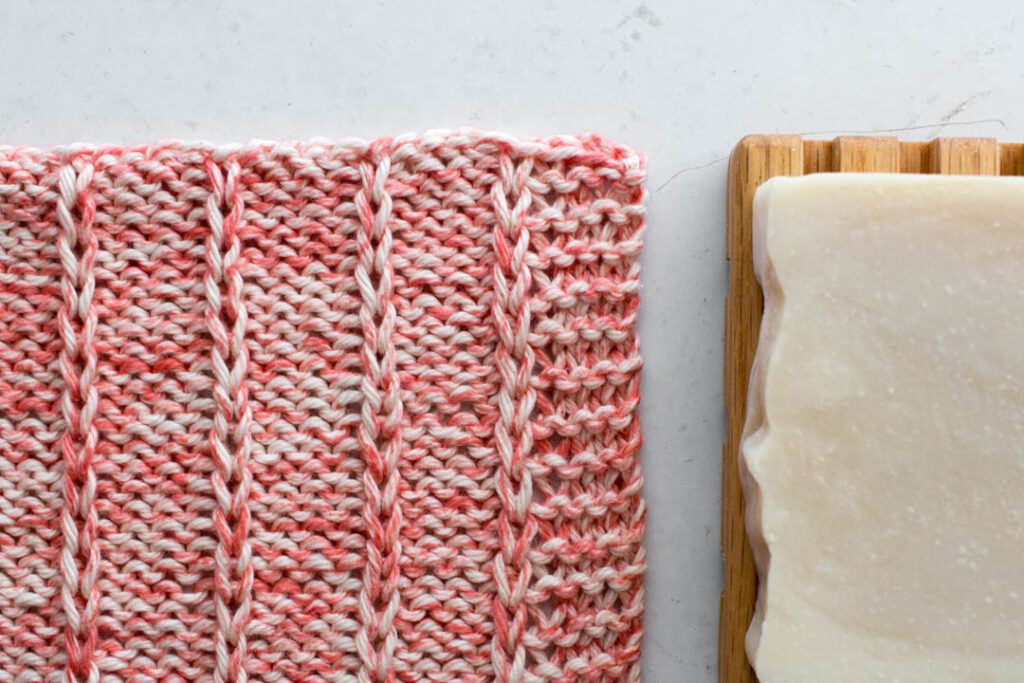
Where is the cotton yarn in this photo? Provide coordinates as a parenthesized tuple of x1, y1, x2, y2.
(0, 131, 646, 682)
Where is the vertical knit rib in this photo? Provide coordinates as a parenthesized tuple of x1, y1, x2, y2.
(489, 151, 538, 683)
(355, 143, 404, 683)
(204, 158, 255, 683)
(56, 159, 100, 683)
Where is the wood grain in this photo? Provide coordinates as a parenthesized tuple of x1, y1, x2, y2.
(830, 136, 899, 172)
(899, 141, 930, 174)
(1000, 143, 1024, 176)
(721, 135, 1011, 683)
(929, 137, 999, 174)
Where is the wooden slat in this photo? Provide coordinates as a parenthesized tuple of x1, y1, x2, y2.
(899, 141, 930, 174)
(999, 143, 1024, 176)
(722, 134, 1020, 683)
(831, 136, 899, 172)
(803, 139, 830, 174)
(929, 137, 999, 175)
(721, 135, 802, 683)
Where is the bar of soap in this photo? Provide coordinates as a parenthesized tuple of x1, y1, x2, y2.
(742, 173, 1024, 682)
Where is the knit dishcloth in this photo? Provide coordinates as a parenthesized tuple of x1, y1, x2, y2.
(0, 130, 646, 683)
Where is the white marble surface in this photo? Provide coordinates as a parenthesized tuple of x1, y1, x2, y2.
(2, 1, 1022, 679)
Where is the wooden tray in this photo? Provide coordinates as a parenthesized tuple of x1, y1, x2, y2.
(720, 135, 1024, 683)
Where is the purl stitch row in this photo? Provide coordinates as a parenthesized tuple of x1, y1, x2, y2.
(0, 131, 646, 682)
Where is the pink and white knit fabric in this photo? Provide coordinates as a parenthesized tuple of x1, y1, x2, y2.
(0, 131, 646, 682)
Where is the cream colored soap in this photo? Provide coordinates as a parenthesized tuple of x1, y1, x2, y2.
(742, 174, 1024, 683)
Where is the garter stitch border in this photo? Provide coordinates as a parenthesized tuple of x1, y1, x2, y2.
(0, 131, 647, 682)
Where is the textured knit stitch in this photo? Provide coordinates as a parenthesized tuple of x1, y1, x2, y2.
(0, 131, 646, 682)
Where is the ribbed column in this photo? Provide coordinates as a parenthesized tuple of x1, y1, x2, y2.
(489, 151, 538, 683)
(354, 143, 405, 683)
(203, 158, 254, 683)
(56, 158, 101, 683)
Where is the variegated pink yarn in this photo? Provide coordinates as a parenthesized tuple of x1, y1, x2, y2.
(0, 131, 646, 682)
